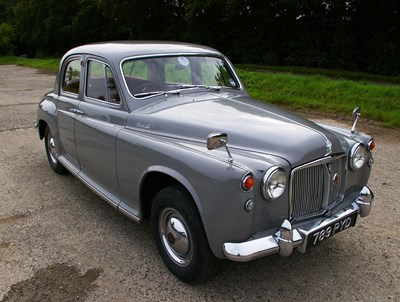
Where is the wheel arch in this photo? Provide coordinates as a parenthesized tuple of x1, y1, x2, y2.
(139, 166, 203, 221)
(37, 96, 58, 140)
(37, 119, 48, 140)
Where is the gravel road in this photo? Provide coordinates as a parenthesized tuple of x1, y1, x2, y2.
(0, 65, 399, 302)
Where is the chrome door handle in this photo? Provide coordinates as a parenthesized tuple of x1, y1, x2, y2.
(69, 108, 84, 115)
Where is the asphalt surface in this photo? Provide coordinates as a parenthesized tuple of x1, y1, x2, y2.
(0, 65, 399, 301)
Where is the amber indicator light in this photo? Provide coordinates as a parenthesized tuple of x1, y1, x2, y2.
(368, 140, 376, 151)
(242, 175, 255, 191)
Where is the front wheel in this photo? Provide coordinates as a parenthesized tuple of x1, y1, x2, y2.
(44, 125, 67, 175)
(151, 185, 218, 282)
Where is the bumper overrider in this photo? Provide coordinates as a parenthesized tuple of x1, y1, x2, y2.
(223, 186, 374, 261)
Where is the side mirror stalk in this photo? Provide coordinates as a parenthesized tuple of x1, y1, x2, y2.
(351, 107, 361, 134)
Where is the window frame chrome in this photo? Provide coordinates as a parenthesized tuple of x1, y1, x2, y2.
(84, 58, 122, 108)
(120, 53, 243, 100)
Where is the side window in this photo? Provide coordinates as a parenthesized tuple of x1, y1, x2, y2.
(62, 59, 81, 94)
(86, 60, 120, 104)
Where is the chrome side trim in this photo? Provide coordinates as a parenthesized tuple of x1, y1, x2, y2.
(223, 186, 373, 262)
(57, 156, 141, 223)
(118, 206, 141, 223)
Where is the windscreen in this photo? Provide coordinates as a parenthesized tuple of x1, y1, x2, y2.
(122, 56, 240, 98)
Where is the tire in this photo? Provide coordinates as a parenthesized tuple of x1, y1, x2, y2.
(44, 125, 67, 175)
(151, 185, 218, 282)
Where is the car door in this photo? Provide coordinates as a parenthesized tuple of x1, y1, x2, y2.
(56, 57, 82, 173)
(74, 59, 128, 205)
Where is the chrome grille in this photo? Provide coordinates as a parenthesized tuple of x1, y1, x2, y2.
(291, 165, 325, 220)
(290, 156, 346, 221)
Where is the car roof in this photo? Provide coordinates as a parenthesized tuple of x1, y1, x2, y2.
(62, 41, 223, 63)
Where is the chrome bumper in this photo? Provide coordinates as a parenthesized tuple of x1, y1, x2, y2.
(223, 186, 373, 262)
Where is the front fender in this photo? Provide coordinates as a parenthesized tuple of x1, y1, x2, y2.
(116, 129, 255, 258)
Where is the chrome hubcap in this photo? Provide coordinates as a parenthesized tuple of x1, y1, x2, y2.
(159, 208, 192, 266)
(47, 135, 57, 164)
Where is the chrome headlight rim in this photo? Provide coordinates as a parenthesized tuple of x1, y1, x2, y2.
(261, 166, 286, 200)
(349, 143, 367, 170)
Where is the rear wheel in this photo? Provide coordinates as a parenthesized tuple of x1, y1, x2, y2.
(44, 125, 67, 175)
(151, 185, 217, 282)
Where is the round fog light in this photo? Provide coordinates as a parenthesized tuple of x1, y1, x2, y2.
(244, 199, 254, 212)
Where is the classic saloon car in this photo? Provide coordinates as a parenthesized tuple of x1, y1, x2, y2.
(36, 41, 375, 282)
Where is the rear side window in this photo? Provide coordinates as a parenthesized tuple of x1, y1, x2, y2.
(62, 59, 81, 94)
(86, 60, 120, 104)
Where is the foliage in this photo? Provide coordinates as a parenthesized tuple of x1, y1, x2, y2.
(0, 22, 14, 55)
(0, 0, 399, 75)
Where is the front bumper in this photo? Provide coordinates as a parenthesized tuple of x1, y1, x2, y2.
(223, 186, 374, 261)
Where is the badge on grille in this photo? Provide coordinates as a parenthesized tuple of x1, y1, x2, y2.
(332, 173, 340, 187)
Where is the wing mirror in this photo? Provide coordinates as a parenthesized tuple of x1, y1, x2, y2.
(207, 133, 233, 163)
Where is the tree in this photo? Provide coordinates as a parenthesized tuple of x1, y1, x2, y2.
(0, 22, 14, 55)
(0, 0, 399, 75)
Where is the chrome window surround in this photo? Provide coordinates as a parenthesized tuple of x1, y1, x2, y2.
(120, 53, 243, 100)
(84, 58, 122, 107)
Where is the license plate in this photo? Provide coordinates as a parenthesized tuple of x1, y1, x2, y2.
(307, 212, 358, 247)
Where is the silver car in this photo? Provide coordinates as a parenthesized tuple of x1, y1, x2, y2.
(36, 41, 375, 282)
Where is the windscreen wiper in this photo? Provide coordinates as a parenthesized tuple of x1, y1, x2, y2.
(133, 91, 166, 98)
(134, 90, 183, 98)
(134, 85, 221, 98)
(179, 84, 221, 91)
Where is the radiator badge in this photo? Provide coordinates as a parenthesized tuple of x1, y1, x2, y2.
(332, 173, 340, 187)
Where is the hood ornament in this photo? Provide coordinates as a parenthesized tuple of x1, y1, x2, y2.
(325, 139, 332, 156)
(351, 107, 361, 134)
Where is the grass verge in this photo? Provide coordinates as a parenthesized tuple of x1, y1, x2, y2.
(236, 64, 400, 85)
(237, 69, 400, 127)
(0, 56, 59, 73)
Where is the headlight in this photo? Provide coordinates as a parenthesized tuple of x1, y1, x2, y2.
(349, 143, 367, 170)
(261, 167, 286, 200)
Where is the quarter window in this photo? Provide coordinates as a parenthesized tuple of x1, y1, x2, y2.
(62, 59, 81, 94)
(86, 60, 120, 103)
